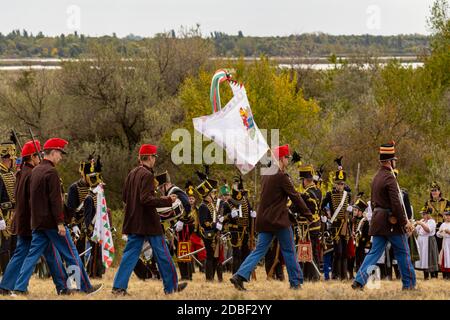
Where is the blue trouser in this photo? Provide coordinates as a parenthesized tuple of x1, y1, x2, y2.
(113, 234, 179, 293)
(323, 251, 333, 280)
(0, 235, 68, 292)
(355, 234, 416, 289)
(235, 227, 303, 287)
(14, 227, 92, 293)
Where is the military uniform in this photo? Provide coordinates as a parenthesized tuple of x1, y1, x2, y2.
(67, 155, 105, 278)
(113, 144, 185, 295)
(224, 178, 254, 275)
(14, 138, 98, 294)
(0, 141, 68, 295)
(186, 181, 206, 272)
(155, 171, 192, 281)
(321, 157, 352, 280)
(197, 177, 223, 281)
(353, 142, 416, 290)
(0, 142, 17, 274)
(352, 196, 370, 271)
(230, 145, 312, 291)
(420, 182, 450, 257)
(292, 161, 322, 282)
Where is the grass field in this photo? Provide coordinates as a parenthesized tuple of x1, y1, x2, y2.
(1, 266, 449, 300)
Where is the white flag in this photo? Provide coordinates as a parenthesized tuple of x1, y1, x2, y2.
(193, 81, 269, 174)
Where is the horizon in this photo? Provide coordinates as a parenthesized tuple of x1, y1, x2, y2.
(0, 0, 435, 38)
(0, 29, 431, 38)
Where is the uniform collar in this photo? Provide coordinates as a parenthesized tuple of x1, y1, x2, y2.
(380, 165, 393, 172)
(23, 162, 35, 169)
(42, 159, 55, 167)
(141, 164, 154, 173)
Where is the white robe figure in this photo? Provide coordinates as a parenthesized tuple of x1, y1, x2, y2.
(415, 219, 436, 269)
(437, 221, 450, 269)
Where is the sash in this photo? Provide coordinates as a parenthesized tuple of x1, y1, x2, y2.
(330, 190, 347, 223)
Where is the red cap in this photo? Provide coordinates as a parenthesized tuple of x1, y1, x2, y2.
(273, 144, 291, 159)
(21, 140, 41, 157)
(43, 138, 68, 154)
(139, 144, 158, 156)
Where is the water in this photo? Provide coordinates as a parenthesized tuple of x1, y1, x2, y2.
(0, 58, 424, 71)
(278, 62, 424, 70)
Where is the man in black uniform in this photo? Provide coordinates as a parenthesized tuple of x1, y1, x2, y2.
(224, 176, 255, 274)
(197, 174, 223, 282)
(155, 171, 192, 280)
(352, 194, 370, 271)
(321, 157, 353, 280)
(67, 154, 106, 278)
(296, 162, 322, 281)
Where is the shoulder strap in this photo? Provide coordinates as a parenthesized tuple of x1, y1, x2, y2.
(330, 190, 347, 223)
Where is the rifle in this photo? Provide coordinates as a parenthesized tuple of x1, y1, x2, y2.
(353, 162, 360, 203)
(10, 129, 23, 151)
(28, 128, 43, 162)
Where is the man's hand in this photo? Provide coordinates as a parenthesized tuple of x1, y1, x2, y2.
(169, 194, 178, 203)
(57, 223, 66, 236)
(218, 216, 224, 223)
(321, 215, 328, 223)
(405, 222, 415, 234)
(72, 225, 81, 239)
(175, 220, 184, 232)
(250, 210, 257, 218)
(0, 219, 6, 231)
(346, 205, 353, 212)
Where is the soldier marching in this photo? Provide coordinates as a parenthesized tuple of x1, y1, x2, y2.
(2, 130, 450, 298)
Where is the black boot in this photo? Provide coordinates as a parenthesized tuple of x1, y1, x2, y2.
(230, 274, 246, 291)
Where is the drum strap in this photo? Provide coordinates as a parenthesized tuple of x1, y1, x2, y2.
(330, 190, 347, 223)
(167, 186, 184, 196)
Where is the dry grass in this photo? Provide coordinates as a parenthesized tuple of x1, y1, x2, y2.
(1, 266, 450, 300)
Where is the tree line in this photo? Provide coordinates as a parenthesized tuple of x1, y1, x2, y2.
(0, 28, 430, 59)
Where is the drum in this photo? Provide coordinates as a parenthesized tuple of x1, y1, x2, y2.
(157, 199, 184, 222)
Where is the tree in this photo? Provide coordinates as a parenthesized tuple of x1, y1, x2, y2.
(0, 70, 57, 137)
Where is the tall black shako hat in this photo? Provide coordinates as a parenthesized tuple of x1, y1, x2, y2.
(334, 156, 346, 182)
(185, 180, 196, 197)
(379, 141, 397, 162)
(195, 165, 218, 198)
(353, 192, 368, 212)
(79, 153, 103, 187)
(155, 171, 171, 186)
(292, 151, 314, 180)
(232, 175, 248, 200)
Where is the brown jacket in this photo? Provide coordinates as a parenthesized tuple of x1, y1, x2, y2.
(122, 165, 172, 236)
(13, 163, 34, 236)
(30, 159, 65, 230)
(256, 169, 311, 233)
(369, 166, 407, 236)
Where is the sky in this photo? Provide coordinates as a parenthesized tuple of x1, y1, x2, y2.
(0, 0, 436, 37)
